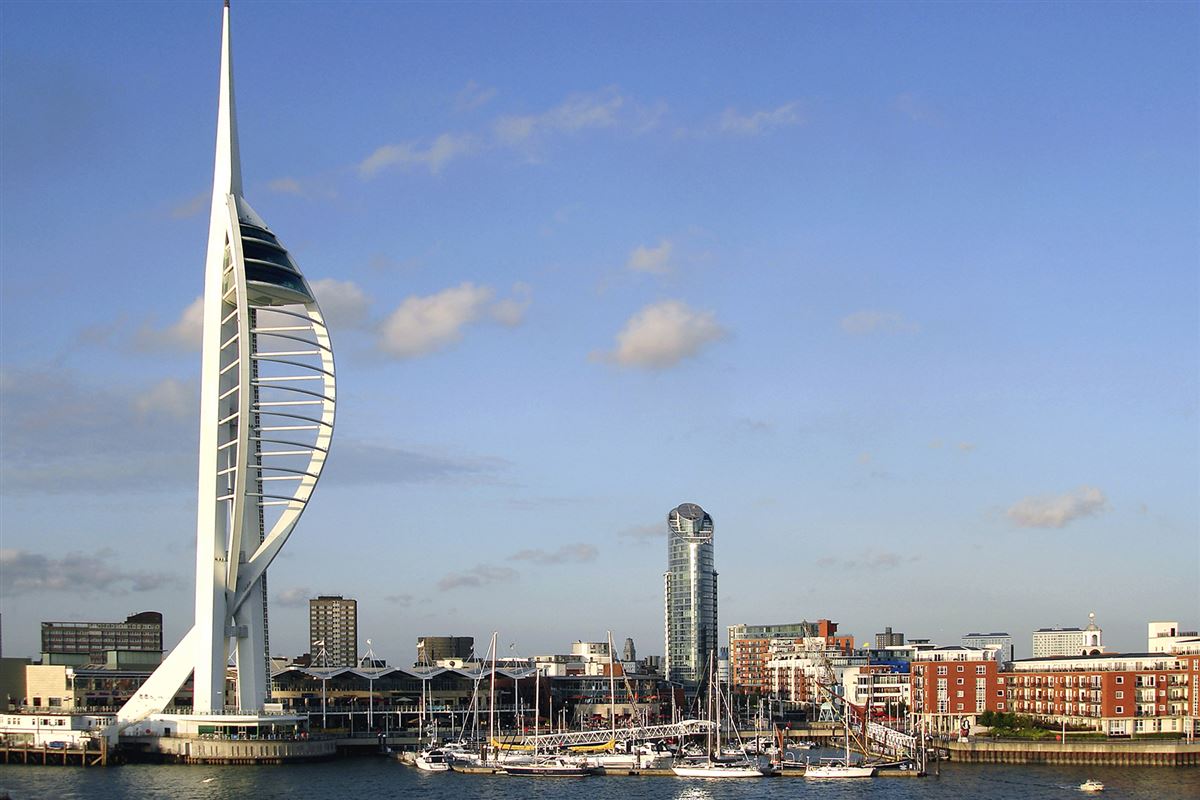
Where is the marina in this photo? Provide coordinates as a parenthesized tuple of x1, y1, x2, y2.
(1, 757, 1197, 799)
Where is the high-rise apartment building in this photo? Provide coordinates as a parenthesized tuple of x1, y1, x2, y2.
(310, 596, 358, 667)
(664, 502, 718, 688)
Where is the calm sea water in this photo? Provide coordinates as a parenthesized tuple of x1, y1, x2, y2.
(1, 754, 1197, 800)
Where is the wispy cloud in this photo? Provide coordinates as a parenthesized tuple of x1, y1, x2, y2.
(594, 300, 726, 369)
(275, 587, 313, 608)
(456, 80, 497, 112)
(358, 132, 477, 178)
(385, 593, 414, 607)
(377, 282, 526, 359)
(0, 368, 197, 495)
(170, 191, 208, 219)
(840, 310, 919, 336)
(494, 87, 625, 145)
(717, 101, 803, 136)
(618, 523, 662, 541)
(1006, 486, 1108, 529)
(310, 278, 372, 330)
(627, 239, 674, 274)
(323, 438, 506, 487)
(893, 91, 938, 124)
(0, 548, 177, 596)
(136, 296, 204, 352)
(437, 564, 519, 591)
(508, 543, 597, 564)
(815, 551, 915, 571)
(267, 177, 305, 196)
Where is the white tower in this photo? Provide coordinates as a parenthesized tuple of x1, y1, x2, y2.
(116, 1, 335, 729)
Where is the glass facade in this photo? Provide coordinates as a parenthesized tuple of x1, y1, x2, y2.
(664, 502, 717, 688)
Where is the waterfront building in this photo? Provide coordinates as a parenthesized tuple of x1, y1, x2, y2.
(728, 620, 851, 696)
(1005, 649, 1200, 737)
(764, 639, 868, 709)
(1032, 613, 1104, 658)
(908, 646, 1006, 734)
(114, 1, 337, 737)
(416, 636, 474, 666)
(962, 632, 1014, 663)
(40, 612, 163, 666)
(310, 597, 358, 667)
(1147, 621, 1200, 654)
(842, 663, 911, 718)
(664, 502, 718, 688)
(876, 626, 905, 648)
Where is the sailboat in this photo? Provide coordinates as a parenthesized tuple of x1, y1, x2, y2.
(671, 652, 765, 778)
(804, 722, 876, 778)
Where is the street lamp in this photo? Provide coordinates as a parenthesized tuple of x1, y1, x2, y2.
(315, 639, 330, 730)
(360, 638, 377, 731)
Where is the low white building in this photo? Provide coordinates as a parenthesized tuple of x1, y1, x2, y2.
(1148, 621, 1199, 654)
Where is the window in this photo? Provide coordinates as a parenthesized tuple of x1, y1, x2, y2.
(937, 666, 947, 676)
(1115, 706, 1123, 714)
(1116, 691, 1124, 699)
(1115, 676, 1124, 684)
(997, 690, 1004, 697)
(957, 678, 964, 685)
(957, 691, 964, 698)
(957, 665, 965, 672)
(976, 665, 986, 674)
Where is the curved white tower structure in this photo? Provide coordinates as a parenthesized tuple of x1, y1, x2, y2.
(116, 1, 335, 730)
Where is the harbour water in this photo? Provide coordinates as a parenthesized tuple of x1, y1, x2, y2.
(1, 754, 1197, 800)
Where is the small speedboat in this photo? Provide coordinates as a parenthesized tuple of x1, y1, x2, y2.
(1079, 779, 1105, 792)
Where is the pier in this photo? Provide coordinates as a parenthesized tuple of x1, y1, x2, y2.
(0, 739, 111, 767)
(946, 738, 1200, 766)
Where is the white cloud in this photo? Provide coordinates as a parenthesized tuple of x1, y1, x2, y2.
(310, 278, 371, 330)
(840, 310, 919, 335)
(595, 300, 726, 369)
(1007, 486, 1109, 529)
(357, 132, 476, 178)
(494, 88, 624, 145)
(489, 283, 531, 327)
(627, 239, 674, 274)
(718, 101, 803, 135)
(377, 282, 498, 358)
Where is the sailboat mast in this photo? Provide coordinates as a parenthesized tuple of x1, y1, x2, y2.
(607, 631, 617, 742)
(488, 631, 498, 756)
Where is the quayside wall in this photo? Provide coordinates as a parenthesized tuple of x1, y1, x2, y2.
(947, 739, 1199, 766)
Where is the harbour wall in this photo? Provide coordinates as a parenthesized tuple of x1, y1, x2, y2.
(946, 739, 1200, 766)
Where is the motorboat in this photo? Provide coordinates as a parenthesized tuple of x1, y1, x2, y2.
(1079, 779, 1105, 792)
(503, 755, 592, 776)
(804, 759, 876, 778)
(671, 758, 766, 778)
(414, 747, 450, 772)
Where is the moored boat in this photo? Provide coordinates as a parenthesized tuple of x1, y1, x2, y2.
(503, 755, 592, 776)
(414, 747, 450, 772)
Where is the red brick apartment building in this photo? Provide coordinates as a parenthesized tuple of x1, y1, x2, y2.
(910, 642, 1200, 737)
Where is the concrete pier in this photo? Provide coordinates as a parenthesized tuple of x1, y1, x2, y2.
(947, 739, 1200, 766)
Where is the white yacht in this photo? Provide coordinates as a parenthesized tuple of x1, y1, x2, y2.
(414, 747, 450, 772)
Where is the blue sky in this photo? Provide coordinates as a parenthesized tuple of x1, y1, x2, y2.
(1, 1, 1196, 665)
